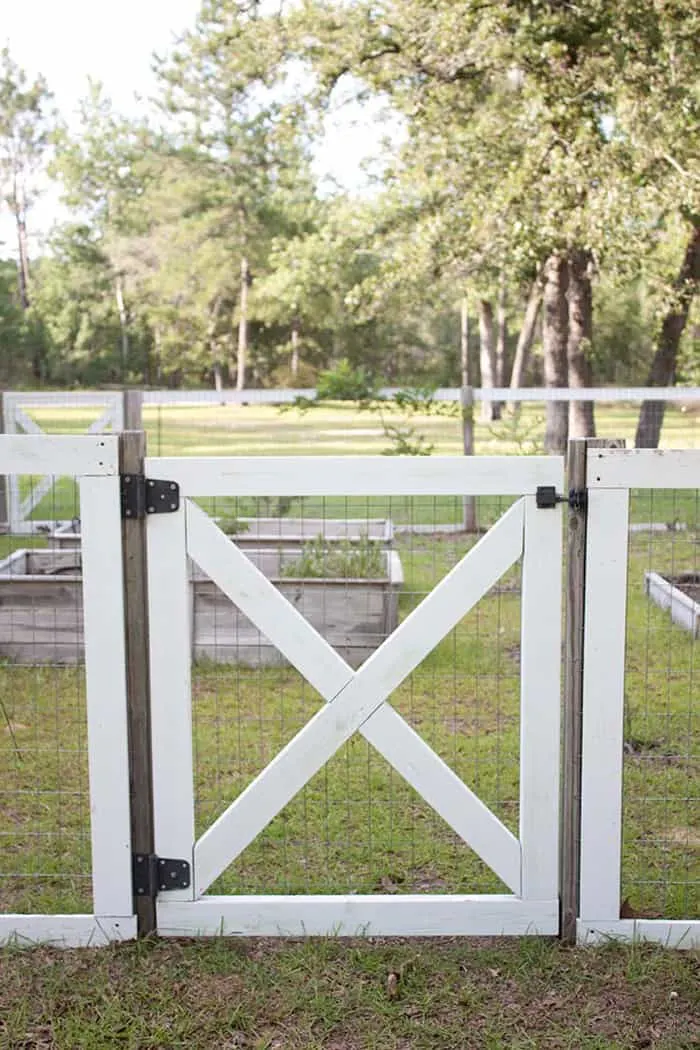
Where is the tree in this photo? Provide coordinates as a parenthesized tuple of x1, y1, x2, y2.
(0, 48, 54, 376)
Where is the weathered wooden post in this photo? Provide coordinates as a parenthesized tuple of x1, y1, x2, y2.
(120, 428, 156, 936)
(122, 389, 143, 431)
(560, 436, 625, 943)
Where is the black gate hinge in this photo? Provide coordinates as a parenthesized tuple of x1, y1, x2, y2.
(121, 475, 180, 519)
(132, 853, 191, 898)
(536, 485, 587, 512)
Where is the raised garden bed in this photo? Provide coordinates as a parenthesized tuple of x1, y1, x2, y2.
(0, 545, 403, 667)
(49, 517, 394, 549)
(645, 571, 700, 639)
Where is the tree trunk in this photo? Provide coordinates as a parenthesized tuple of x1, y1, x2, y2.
(567, 248, 596, 439)
(509, 279, 543, 389)
(291, 316, 300, 379)
(115, 275, 130, 380)
(479, 299, 500, 421)
(635, 221, 700, 448)
(460, 297, 477, 532)
(12, 178, 30, 312)
(495, 274, 507, 386)
(237, 256, 250, 392)
(542, 251, 569, 454)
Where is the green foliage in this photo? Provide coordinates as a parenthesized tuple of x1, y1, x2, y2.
(316, 358, 377, 401)
(280, 534, 385, 579)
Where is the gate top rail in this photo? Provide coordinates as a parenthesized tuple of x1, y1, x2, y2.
(0, 434, 119, 476)
(588, 448, 700, 490)
(145, 454, 564, 498)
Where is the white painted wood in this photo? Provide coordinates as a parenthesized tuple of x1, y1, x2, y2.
(579, 488, 630, 921)
(87, 407, 116, 434)
(4, 390, 124, 408)
(645, 571, 700, 638)
(139, 386, 700, 406)
(147, 455, 562, 498)
(0, 915, 137, 947)
(187, 502, 355, 698)
(519, 493, 562, 901)
(194, 499, 525, 894)
(187, 504, 522, 895)
(362, 707, 522, 893)
(14, 406, 44, 434)
(79, 476, 133, 917)
(0, 435, 119, 477)
(148, 503, 196, 900)
(577, 919, 700, 950)
(589, 448, 700, 490)
(158, 895, 558, 937)
(19, 474, 55, 520)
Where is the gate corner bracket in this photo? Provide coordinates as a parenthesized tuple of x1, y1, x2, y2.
(121, 475, 180, 519)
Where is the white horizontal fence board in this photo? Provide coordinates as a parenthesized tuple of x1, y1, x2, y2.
(194, 500, 525, 894)
(579, 488, 630, 922)
(80, 477, 133, 917)
(188, 504, 521, 895)
(146, 455, 563, 498)
(0, 915, 137, 948)
(0, 435, 119, 476)
(519, 493, 562, 902)
(4, 391, 124, 408)
(148, 505, 196, 901)
(577, 920, 700, 949)
(137, 387, 700, 407)
(589, 449, 700, 490)
(158, 896, 558, 938)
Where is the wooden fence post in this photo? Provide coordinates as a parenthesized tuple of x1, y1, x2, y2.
(122, 389, 143, 431)
(120, 429, 156, 936)
(0, 393, 7, 531)
(460, 384, 478, 532)
(560, 437, 625, 943)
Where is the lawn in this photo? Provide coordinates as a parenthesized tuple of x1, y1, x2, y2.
(0, 496, 697, 920)
(1, 406, 698, 1047)
(1, 936, 698, 1049)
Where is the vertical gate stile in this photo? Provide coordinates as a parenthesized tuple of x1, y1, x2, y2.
(579, 482, 630, 928)
(519, 482, 563, 907)
(120, 431, 157, 935)
(146, 473, 195, 911)
(80, 471, 133, 921)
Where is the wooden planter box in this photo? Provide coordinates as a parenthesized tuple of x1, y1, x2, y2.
(645, 571, 700, 639)
(49, 517, 394, 549)
(0, 547, 403, 667)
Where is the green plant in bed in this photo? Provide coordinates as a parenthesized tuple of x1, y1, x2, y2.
(280, 534, 385, 579)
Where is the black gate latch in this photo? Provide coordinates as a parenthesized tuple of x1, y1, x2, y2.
(132, 853, 191, 897)
(536, 485, 587, 512)
(121, 475, 180, 519)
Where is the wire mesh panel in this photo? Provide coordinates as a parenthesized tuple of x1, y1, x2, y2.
(148, 455, 563, 936)
(623, 487, 699, 920)
(190, 493, 522, 898)
(0, 474, 92, 915)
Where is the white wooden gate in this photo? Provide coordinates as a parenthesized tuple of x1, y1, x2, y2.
(579, 448, 700, 949)
(146, 455, 564, 937)
(3, 392, 124, 533)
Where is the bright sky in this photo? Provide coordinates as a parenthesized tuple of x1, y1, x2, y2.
(1, 0, 393, 256)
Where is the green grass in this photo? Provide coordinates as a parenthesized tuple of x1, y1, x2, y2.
(0, 937, 698, 1049)
(1, 519, 697, 919)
